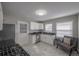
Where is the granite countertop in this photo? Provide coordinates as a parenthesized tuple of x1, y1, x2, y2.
(29, 32, 56, 35)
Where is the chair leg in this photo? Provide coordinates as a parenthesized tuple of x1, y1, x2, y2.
(75, 49, 79, 54)
(69, 49, 72, 56)
(53, 40, 55, 46)
(56, 44, 58, 48)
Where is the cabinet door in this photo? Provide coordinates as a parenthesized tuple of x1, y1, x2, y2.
(0, 3, 3, 30)
(41, 34, 55, 45)
(32, 35, 37, 44)
(39, 23, 44, 29)
(45, 35, 53, 45)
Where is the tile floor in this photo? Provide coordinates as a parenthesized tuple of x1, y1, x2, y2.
(22, 42, 79, 56)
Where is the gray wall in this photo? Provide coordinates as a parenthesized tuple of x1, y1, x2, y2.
(43, 15, 78, 37)
(0, 24, 15, 41)
(43, 15, 79, 48)
(3, 15, 37, 45)
(78, 14, 79, 48)
(78, 14, 79, 38)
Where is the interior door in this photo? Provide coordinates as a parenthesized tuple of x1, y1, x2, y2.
(17, 21, 29, 46)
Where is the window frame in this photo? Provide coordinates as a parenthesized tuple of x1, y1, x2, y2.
(56, 21, 73, 37)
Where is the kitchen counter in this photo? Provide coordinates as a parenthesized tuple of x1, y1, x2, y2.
(29, 32, 56, 45)
(29, 32, 56, 35)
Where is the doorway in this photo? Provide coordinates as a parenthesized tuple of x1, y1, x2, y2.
(16, 21, 29, 46)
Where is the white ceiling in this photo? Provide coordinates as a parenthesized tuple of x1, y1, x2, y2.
(2, 2, 79, 21)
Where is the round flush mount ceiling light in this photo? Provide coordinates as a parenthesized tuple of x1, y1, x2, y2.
(35, 9, 47, 16)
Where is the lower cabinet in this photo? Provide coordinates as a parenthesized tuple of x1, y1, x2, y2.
(32, 35, 37, 44)
(30, 33, 55, 45)
(31, 34, 40, 44)
(40, 34, 55, 45)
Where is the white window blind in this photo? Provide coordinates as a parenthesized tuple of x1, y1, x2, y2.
(56, 21, 72, 37)
(45, 24, 52, 32)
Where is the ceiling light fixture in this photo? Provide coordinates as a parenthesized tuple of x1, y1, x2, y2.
(35, 9, 47, 16)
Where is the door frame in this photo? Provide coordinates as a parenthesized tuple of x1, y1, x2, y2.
(16, 20, 29, 46)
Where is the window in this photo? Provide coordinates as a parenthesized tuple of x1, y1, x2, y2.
(45, 24, 52, 32)
(20, 24, 27, 33)
(56, 21, 72, 37)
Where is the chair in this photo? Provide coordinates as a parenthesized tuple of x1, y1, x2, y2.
(56, 36, 78, 56)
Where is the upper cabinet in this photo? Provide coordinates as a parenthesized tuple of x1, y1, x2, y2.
(30, 22, 39, 30)
(30, 22, 44, 30)
(0, 3, 3, 30)
(38, 23, 44, 30)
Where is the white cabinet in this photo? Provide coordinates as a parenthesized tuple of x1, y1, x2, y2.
(32, 35, 37, 44)
(31, 22, 39, 30)
(39, 23, 44, 29)
(41, 34, 55, 45)
(30, 22, 43, 30)
(0, 3, 3, 30)
(30, 33, 55, 45)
